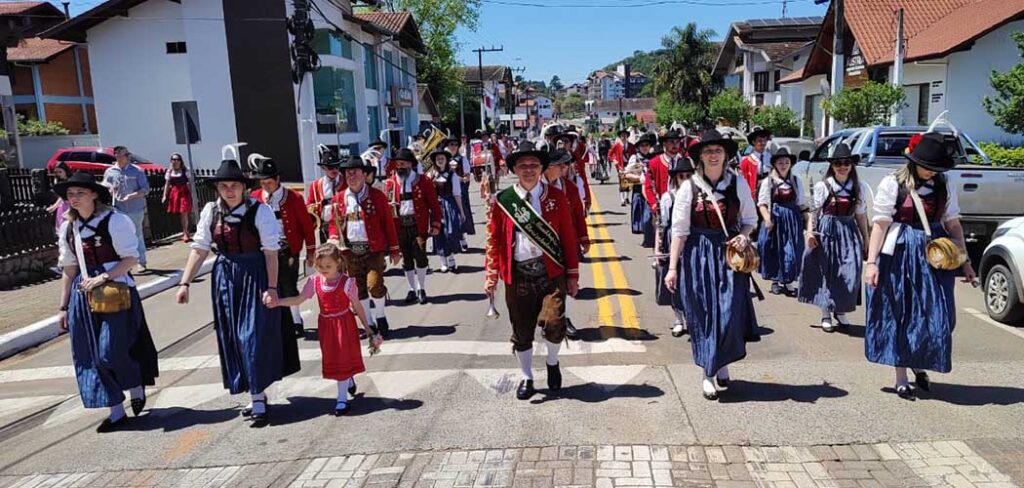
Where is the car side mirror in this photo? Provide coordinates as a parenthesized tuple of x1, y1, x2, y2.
(798, 150, 811, 161)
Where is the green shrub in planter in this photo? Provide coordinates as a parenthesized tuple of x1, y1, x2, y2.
(978, 142, 1024, 168)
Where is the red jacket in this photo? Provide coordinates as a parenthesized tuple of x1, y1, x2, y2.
(643, 153, 673, 211)
(485, 184, 580, 286)
(572, 143, 592, 207)
(384, 173, 442, 237)
(609, 140, 634, 171)
(327, 186, 400, 254)
(559, 177, 590, 248)
(306, 175, 343, 220)
(738, 154, 763, 198)
(251, 187, 316, 256)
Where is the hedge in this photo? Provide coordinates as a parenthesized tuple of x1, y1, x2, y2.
(978, 142, 1024, 168)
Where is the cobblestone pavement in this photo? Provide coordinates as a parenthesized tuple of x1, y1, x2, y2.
(2, 441, 1020, 488)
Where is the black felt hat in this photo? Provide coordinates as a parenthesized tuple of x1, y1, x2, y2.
(687, 129, 739, 161)
(427, 149, 452, 164)
(746, 126, 772, 144)
(548, 148, 574, 166)
(318, 147, 343, 168)
(770, 148, 797, 166)
(824, 143, 861, 163)
(250, 157, 280, 180)
(906, 132, 956, 173)
(660, 129, 684, 141)
(368, 138, 388, 149)
(207, 159, 255, 188)
(506, 140, 550, 170)
(668, 156, 695, 175)
(53, 171, 111, 202)
(637, 132, 658, 147)
(393, 148, 419, 164)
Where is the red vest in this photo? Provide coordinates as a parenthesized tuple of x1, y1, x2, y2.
(327, 186, 400, 254)
(485, 184, 580, 285)
(559, 177, 589, 247)
(66, 212, 121, 269)
(251, 187, 316, 256)
(738, 155, 762, 198)
(384, 173, 443, 236)
(306, 176, 343, 218)
(643, 153, 672, 211)
(211, 200, 263, 255)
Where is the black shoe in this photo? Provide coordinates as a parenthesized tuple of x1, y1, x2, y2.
(294, 325, 305, 338)
(896, 385, 915, 400)
(770, 283, 783, 295)
(376, 318, 390, 338)
(565, 319, 578, 340)
(914, 371, 931, 392)
(461, 243, 469, 252)
(130, 395, 146, 417)
(405, 290, 417, 304)
(716, 377, 730, 390)
(333, 401, 351, 416)
(417, 289, 427, 304)
(348, 379, 357, 396)
(96, 415, 128, 433)
(546, 363, 562, 391)
(784, 286, 798, 298)
(671, 323, 687, 338)
(249, 401, 270, 427)
(516, 380, 536, 400)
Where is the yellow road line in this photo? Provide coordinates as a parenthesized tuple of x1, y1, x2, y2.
(586, 234, 617, 326)
(586, 196, 641, 329)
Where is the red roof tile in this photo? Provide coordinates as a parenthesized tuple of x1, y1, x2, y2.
(354, 11, 412, 35)
(777, 67, 805, 85)
(0, 2, 46, 15)
(8, 37, 76, 62)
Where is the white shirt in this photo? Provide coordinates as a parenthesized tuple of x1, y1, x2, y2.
(191, 199, 282, 253)
(574, 174, 586, 203)
(812, 177, 870, 216)
(757, 174, 807, 207)
(262, 186, 288, 244)
(320, 174, 342, 221)
(57, 210, 140, 286)
(344, 186, 370, 243)
(671, 172, 757, 238)
(872, 174, 961, 225)
(753, 150, 772, 176)
(512, 183, 545, 262)
(399, 172, 417, 216)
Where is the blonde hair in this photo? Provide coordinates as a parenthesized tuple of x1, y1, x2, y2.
(314, 243, 343, 266)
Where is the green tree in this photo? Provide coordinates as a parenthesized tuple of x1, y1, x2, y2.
(983, 32, 1024, 136)
(559, 93, 585, 117)
(14, 115, 70, 136)
(751, 105, 801, 137)
(384, 0, 482, 125)
(550, 75, 564, 92)
(652, 23, 721, 108)
(708, 89, 752, 128)
(654, 94, 706, 127)
(821, 81, 906, 127)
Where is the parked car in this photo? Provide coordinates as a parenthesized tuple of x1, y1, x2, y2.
(46, 147, 165, 173)
(793, 125, 1024, 251)
(980, 217, 1024, 324)
(740, 137, 818, 160)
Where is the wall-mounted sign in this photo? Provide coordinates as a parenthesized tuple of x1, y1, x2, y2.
(846, 42, 865, 76)
(391, 86, 414, 108)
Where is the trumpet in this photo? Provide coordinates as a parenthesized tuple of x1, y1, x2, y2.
(486, 295, 500, 320)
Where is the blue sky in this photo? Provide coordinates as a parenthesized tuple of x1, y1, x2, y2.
(456, 0, 828, 84)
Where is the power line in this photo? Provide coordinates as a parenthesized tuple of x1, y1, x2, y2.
(480, 0, 812, 7)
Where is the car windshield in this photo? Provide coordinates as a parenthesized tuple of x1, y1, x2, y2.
(876, 132, 971, 164)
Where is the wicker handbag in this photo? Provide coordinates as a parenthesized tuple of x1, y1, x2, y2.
(907, 186, 967, 271)
(73, 223, 132, 314)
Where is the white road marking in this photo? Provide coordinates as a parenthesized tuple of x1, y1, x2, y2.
(0, 339, 647, 385)
(366, 370, 456, 399)
(0, 395, 66, 425)
(963, 307, 1024, 341)
(565, 365, 647, 393)
(464, 369, 522, 395)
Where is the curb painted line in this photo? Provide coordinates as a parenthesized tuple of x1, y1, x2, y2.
(0, 258, 215, 360)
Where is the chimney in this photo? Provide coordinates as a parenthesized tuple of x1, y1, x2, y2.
(62, 2, 71, 19)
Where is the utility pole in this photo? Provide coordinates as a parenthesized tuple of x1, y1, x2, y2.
(510, 66, 526, 133)
(827, 0, 845, 135)
(890, 7, 905, 126)
(782, 0, 788, 18)
(474, 45, 504, 132)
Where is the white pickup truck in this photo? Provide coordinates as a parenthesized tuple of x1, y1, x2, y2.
(792, 126, 1024, 252)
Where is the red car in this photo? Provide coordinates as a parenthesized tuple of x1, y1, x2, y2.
(46, 147, 166, 174)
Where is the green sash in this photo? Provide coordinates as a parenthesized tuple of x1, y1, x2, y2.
(496, 186, 564, 268)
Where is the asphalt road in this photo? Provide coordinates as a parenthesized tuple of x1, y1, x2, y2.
(1, 182, 1023, 476)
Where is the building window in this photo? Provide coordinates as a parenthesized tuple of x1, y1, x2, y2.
(368, 105, 381, 137)
(364, 45, 378, 90)
(755, 94, 765, 106)
(773, 70, 781, 91)
(754, 71, 770, 92)
(383, 51, 395, 87)
(314, 67, 359, 134)
(166, 42, 187, 54)
(313, 29, 353, 59)
(915, 83, 931, 125)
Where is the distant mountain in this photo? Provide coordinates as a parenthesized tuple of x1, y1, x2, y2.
(602, 49, 671, 78)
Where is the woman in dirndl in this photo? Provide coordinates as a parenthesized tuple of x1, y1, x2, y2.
(55, 171, 159, 432)
(864, 132, 976, 399)
(626, 133, 657, 247)
(425, 149, 466, 273)
(655, 155, 695, 338)
(163, 153, 193, 242)
(798, 143, 870, 332)
(176, 147, 300, 427)
(757, 149, 807, 296)
(664, 130, 759, 400)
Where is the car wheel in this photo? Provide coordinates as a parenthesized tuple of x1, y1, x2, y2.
(984, 264, 1024, 324)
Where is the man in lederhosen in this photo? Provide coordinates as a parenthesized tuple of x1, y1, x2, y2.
(385, 148, 442, 305)
(609, 128, 635, 206)
(328, 156, 401, 337)
(307, 146, 344, 244)
(484, 141, 579, 401)
(543, 148, 590, 340)
(251, 155, 317, 337)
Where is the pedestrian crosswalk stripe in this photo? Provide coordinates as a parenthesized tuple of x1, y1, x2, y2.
(565, 365, 647, 393)
(0, 339, 647, 385)
(464, 369, 520, 395)
(0, 394, 66, 426)
(366, 370, 456, 400)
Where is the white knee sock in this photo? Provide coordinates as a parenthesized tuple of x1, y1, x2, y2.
(337, 378, 351, 402)
(251, 392, 267, 415)
(371, 297, 387, 320)
(516, 349, 534, 380)
(108, 403, 126, 421)
(405, 270, 417, 290)
(564, 297, 572, 316)
(544, 340, 561, 366)
(820, 307, 832, 321)
(895, 367, 909, 387)
(673, 309, 686, 327)
(291, 306, 303, 325)
(416, 267, 427, 291)
(129, 386, 144, 400)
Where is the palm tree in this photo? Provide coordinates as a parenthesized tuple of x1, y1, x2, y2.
(653, 23, 722, 111)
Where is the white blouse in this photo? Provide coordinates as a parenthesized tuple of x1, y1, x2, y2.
(671, 172, 757, 238)
(812, 177, 870, 216)
(344, 187, 369, 243)
(398, 172, 418, 216)
(871, 174, 961, 225)
(190, 199, 282, 252)
(512, 183, 545, 262)
(757, 174, 806, 207)
(57, 210, 140, 285)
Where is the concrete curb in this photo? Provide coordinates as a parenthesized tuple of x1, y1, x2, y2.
(0, 258, 215, 360)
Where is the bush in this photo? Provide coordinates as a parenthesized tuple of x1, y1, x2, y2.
(821, 81, 906, 127)
(655, 95, 706, 128)
(14, 115, 70, 137)
(978, 141, 1024, 167)
(751, 105, 801, 137)
(709, 89, 752, 128)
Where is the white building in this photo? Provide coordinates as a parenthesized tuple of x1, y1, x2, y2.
(586, 66, 648, 101)
(44, 0, 425, 183)
(780, 0, 1024, 143)
(461, 65, 513, 132)
(534, 95, 553, 119)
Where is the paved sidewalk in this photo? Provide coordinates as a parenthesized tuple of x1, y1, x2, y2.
(0, 241, 193, 334)
(2, 440, 1020, 488)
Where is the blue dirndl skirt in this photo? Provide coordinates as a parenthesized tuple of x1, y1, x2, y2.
(655, 225, 682, 310)
(679, 228, 760, 376)
(866, 223, 956, 373)
(68, 272, 158, 409)
(212, 252, 294, 395)
(433, 194, 464, 257)
(460, 180, 476, 236)
(630, 185, 648, 235)
(758, 202, 804, 283)
(798, 214, 863, 313)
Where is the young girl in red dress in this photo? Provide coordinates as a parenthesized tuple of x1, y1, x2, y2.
(162, 153, 193, 242)
(275, 244, 383, 415)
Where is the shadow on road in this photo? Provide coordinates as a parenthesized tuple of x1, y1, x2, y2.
(118, 407, 240, 432)
(585, 256, 633, 264)
(576, 287, 641, 300)
(383, 324, 459, 340)
(717, 381, 848, 403)
(529, 383, 665, 404)
(591, 211, 626, 216)
(426, 292, 487, 305)
(574, 326, 658, 342)
(589, 222, 624, 228)
(590, 238, 616, 244)
(274, 395, 423, 424)
(881, 384, 1024, 406)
